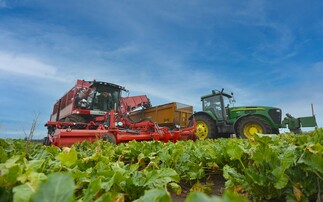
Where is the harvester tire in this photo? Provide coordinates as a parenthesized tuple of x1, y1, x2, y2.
(192, 114, 217, 140)
(236, 116, 272, 139)
(43, 137, 51, 146)
(102, 134, 116, 144)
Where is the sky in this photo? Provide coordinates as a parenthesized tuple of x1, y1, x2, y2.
(0, 0, 322, 139)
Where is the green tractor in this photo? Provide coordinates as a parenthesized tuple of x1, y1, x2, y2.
(191, 89, 317, 139)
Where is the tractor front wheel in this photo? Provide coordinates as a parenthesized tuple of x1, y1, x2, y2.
(193, 114, 217, 140)
(236, 116, 272, 139)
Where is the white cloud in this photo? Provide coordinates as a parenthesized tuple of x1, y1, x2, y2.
(0, 52, 66, 81)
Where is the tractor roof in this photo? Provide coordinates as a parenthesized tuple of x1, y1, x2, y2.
(201, 90, 233, 100)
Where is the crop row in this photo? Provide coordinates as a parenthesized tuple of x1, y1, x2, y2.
(0, 128, 322, 201)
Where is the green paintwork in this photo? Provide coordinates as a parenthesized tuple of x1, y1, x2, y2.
(196, 89, 317, 134)
(281, 114, 317, 133)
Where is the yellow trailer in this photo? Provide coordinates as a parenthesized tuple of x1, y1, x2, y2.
(129, 102, 193, 128)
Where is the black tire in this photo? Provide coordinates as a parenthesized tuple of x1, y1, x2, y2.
(187, 134, 199, 141)
(102, 134, 117, 144)
(192, 114, 217, 140)
(236, 116, 272, 139)
(272, 128, 280, 134)
(64, 114, 86, 123)
(43, 136, 51, 146)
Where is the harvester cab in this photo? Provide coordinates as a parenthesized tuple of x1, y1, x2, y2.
(83, 81, 125, 112)
(192, 89, 317, 140)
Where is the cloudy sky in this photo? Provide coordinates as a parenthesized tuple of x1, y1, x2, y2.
(0, 0, 322, 139)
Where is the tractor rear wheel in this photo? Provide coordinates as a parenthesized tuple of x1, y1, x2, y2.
(193, 114, 217, 140)
(102, 134, 116, 144)
(236, 116, 272, 139)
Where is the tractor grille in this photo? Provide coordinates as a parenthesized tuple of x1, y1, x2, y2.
(269, 109, 282, 124)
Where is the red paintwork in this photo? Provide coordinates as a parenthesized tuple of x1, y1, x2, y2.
(46, 110, 196, 147)
(120, 96, 151, 113)
(50, 80, 91, 121)
(49, 80, 151, 122)
(45, 80, 196, 147)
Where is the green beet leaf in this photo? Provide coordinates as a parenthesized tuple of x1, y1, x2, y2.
(25, 159, 45, 172)
(143, 168, 180, 188)
(133, 189, 171, 202)
(0, 159, 22, 187)
(185, 192, 222, 202)
(56, 148, 78, 168)
(168, 182, 182, 195)
(31, 173, 75, 202)
(225, 141, 246, 169)
(83, 178, 102, 201)
(13, 183, 35, 202)
(186, 191, 249, 202)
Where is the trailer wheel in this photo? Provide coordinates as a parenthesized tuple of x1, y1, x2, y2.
(102, 134, 116, 144)
(236, 116, 272, 139)
(192, 114, 217, 140)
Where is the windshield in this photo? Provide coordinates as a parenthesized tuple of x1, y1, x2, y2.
(203, 95, 224, 120)
(87, 86, 121, 111)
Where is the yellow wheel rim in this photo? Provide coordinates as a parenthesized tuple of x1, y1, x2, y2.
(196, 121, 208, 140)
(243, 123, 263, 139)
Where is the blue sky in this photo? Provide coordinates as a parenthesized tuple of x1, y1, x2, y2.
(0, 0, 322, 139)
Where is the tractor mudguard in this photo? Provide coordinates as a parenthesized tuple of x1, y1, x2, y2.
(189, 111, 216, 122)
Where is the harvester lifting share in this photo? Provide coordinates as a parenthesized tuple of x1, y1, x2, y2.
(46, 110, 196, 147)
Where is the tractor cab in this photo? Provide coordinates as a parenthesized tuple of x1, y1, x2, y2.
(201, 89, 234, 121)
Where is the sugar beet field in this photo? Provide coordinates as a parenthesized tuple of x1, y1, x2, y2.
(1, 129, 322, 202)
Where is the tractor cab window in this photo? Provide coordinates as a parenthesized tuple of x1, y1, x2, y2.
(223, 96, 231, 108)
(203, 95, 224, 120)
(222, 95, 231, 119)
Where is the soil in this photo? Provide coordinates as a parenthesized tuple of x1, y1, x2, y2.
(170, 174, 226, 202)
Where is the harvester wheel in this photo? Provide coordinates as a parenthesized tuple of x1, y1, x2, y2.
(192, 114, 217, 140)
(236, 116, 272, 139)
(43, 137, 51, 146)
(102, 134, 116, 144)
